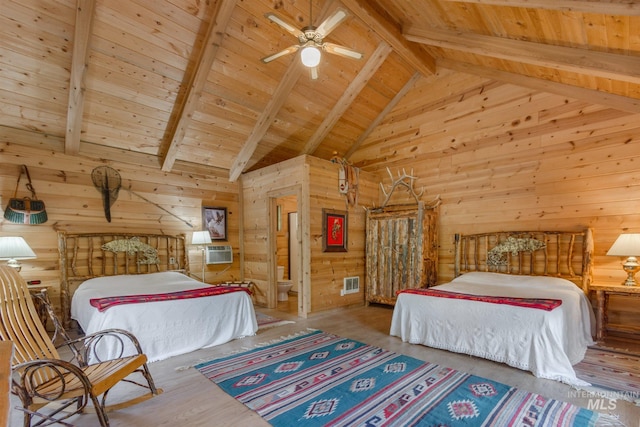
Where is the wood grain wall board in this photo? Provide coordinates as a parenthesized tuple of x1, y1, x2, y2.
(0, 143, 241, 317)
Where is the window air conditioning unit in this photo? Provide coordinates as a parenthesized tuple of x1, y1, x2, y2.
(205, 245, 233, 264)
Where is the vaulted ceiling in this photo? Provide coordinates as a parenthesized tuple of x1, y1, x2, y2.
(2, 0, 639, 181)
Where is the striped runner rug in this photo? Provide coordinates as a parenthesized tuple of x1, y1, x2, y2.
(575, 346, 640, 405)
(196, 330, 613, 426)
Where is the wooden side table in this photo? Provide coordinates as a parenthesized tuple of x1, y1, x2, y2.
(590, 283, 640, 341)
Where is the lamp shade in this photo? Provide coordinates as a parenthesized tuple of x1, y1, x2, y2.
(606, 234, 640, 256)
(0, 237, 36, 260)
(191, 231, 212, 246)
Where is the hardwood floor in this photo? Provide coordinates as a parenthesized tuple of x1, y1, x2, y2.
(10, 304, 639, 426)
(276, 292, 298, 315)
(599, 334, 640, 355)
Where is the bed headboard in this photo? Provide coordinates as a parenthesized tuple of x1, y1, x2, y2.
(58, 232, 189, 326)
(454, 229, 593, 293)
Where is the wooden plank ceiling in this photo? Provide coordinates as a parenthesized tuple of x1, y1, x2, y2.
(1, 0, 639, 181)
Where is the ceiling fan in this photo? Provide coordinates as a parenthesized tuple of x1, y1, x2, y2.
(261, 4, 364, 79)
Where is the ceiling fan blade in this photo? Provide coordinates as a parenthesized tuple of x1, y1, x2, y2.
(315, 8, 348, 37)
(265, 13, 304, 38)
(323, 42, 363, 60)
(310, 66, 319, 80)
(261, 45, 300, 63)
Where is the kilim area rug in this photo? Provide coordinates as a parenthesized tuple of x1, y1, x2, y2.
(195, 330, 617, 426)
(255, 311, 295, 330)
(575, 347, 640, 405)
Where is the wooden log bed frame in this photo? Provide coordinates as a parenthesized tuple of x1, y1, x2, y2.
(454, 229, 594, 293)
(58, 232, 189, 326)
(391, 228, 596, 386)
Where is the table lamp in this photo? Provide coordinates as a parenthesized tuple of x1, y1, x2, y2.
(0, 236, 37, 272)
(606, 233, 640, 286)
(191, 231, 212, 282)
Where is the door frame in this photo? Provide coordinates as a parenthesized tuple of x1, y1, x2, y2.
(268, 185, 306, 317)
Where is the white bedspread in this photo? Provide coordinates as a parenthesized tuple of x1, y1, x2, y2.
(390, 272, 595, 386)
(71, 271, 257, 362)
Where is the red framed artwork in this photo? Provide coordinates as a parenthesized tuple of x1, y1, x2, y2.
(322, 209, 348, 252)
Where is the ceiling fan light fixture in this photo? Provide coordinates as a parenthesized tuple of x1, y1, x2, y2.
(300, 45, 321, 68)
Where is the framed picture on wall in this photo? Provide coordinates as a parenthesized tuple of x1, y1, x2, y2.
(322, 209, 347, 252)
(202, 206, 227, 241)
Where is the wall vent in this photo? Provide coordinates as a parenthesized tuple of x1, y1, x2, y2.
(206, 245, 233, 264)
(343, 276, 360, 294)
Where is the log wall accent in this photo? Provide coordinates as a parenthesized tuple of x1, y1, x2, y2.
(0, 137, 241, 318)
(351, 68, 640, 329)
(366, 202, 439, 306)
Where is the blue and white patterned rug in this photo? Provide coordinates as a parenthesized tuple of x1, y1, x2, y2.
(195, 330, 612, 426)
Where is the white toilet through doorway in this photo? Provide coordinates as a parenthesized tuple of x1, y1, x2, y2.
(277, 266, 292, 302)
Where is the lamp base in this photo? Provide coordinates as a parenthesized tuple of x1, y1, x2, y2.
(621, 275, 638, 286)
(6, 259, 22, 272)
(201, 247, 206, 283)
(621, 257, 640, 286)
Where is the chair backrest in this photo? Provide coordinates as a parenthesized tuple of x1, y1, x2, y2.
(0, 266, 60, 366)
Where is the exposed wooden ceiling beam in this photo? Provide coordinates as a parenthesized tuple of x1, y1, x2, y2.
(228, 2, 338, 181)
(442, 0, 640, 15)
(160, 0, 237, 172)
(301, 42, 393, 156)
(64, 0, 96, 156)
(340, 0, 436, 76)
(344, 72, 421, 160)
(2, 125, 231, 180)
(228, 60, 303, 182)
(404, 26, 640, 85)
(439, 58, 640, 113)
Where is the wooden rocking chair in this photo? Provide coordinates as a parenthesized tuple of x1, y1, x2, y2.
(0, 266, 163, 426)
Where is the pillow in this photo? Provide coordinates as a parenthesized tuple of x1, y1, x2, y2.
(454, 271, 578, 291)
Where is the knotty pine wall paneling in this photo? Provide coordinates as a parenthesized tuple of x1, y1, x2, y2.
(241, 155, 379, 316)
(306, 157, 379, 313)
(241, 156, 306, 310)
(350, 67, 640, 328)
(0, 139, 241, 318)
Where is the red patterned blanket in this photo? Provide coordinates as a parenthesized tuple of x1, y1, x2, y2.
(397, 288, 562, 311)
(90, 286, 252, 312)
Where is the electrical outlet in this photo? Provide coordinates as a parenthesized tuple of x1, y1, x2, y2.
(169, 257, 176, 264)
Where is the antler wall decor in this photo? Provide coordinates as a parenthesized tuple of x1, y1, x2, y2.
(331, 155, 359, 208)
(379, 167, 441, 209)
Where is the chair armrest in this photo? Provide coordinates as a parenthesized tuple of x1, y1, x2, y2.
(60, 328, 145, 367)
(12, 358, 92, 403)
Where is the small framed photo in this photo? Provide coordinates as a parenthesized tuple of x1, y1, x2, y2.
(202, 206, 227, 241)
(322, 209, 347, 252)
